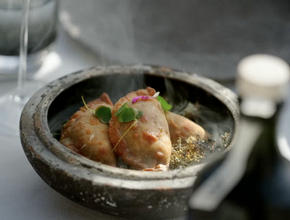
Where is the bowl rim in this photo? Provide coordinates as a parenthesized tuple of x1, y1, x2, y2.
(21, 64, 240, 190)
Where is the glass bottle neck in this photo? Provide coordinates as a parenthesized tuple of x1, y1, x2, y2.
(239, 97, 284, 176)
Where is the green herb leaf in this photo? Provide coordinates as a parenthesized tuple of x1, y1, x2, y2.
(95, 106, 112, 124)
(117, 112, 124, 122)
(120, 108, 136, 122)
(115, 103, 143, 123)
(134, 108, 143, 119)
(157, 96, 172, 111)
(115, 103, 128, 116)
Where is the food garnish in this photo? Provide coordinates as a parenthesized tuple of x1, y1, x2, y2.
(95, 106, 111, 124)
(112, 103, 144, 151)
(157, 96, 172, 111)
(132, 92, 159, 104)
(131, 91, 172, 112)
(115, 103, 143, 123)
(81, 96, 111, 124)
(112, 119, 138, 152)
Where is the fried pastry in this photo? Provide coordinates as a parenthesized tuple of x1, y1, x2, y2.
(60, 93, 117, 166)
(109, 87, 171, 171)
(165, 111, 210, 144)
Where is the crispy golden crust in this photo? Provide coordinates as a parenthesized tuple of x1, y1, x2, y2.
(109, 87, 171, 171)
(165, 111, 210, 144)
(60, 93, 117, 166)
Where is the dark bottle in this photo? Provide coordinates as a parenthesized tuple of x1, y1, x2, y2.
(188, 54, 290, 220)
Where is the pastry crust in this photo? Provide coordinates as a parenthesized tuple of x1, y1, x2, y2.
(166, 111, 210, 144)
(60, 93, 117, 166)
(109, 87, 171, 171)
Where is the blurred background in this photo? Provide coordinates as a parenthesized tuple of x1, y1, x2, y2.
(60, 0, 290, 82)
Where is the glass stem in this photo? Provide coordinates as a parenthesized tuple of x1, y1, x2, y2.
(17, 0, 30, 94)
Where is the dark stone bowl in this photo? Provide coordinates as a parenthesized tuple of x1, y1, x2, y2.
(20, 65, 239, 220)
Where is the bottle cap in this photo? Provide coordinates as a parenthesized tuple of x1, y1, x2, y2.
(236, 54, 290, 102)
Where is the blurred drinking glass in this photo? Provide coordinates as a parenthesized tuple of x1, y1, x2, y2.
(0, 0, 58, 77)
(0, 0, 59, 135)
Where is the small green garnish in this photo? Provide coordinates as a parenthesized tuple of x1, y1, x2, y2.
(95, 106, 112, 124)
(82, 96, 112, 124)
(135, 108, 144, 119)
(115, 103, 143, 123)
(112, 103, 143, 151)
(112, 119, 138, 152)
(157, 96, 172, 111)
(81, 96, 95, 113)
(115, 102, 128, 116)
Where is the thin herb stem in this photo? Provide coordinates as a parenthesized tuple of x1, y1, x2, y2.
(81, 96, 95, 113)
(112, 119, 137, 152)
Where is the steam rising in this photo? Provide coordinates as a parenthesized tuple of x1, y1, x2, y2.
(61, 0, 290, 80)
(163, 78, 234, 164)
(163, 78, 233, 144)
(97, 72, 233, 158)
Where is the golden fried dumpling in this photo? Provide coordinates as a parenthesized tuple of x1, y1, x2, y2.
(165, 111, 210, 144)
(60, 93, 117, 166)
(109, 87, 171, 171)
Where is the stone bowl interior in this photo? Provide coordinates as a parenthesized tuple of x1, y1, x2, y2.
(20, 65, 239, 220)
